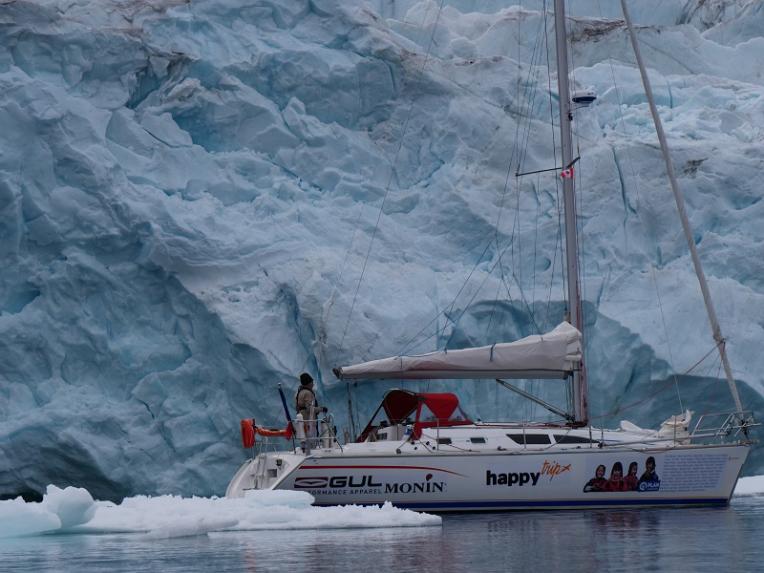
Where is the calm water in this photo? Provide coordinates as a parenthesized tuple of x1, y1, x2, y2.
(3, 497, 763, 573)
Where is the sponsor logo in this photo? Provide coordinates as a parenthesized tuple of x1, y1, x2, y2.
(384, 473, 445, 494)
(486, 470, 540, 487)
(638, 480, 660, 492)
(294, 477, 330, 489)
(294, 475, 382, 489)
(293, 473, 446, 495)
(540, 460, 572, 481)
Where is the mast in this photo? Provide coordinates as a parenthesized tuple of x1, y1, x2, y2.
(620, 0, 745, 417)
(553, 0, 588, 424)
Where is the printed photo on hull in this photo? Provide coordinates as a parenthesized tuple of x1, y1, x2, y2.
(583, 456, 661, 493)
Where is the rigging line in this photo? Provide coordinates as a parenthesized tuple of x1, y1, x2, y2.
(588, 377, 677, 422)
(684, 341, 723, 377)
(401, 3, 550, 356)
(480, 5, 539, 339)
(439, 86, 530, 344)
(515, 12, 547, 178)
(484, 282, 504, 340)
(494, 183, 537, 332)
(399, 238, 494, 355)
(545, 212, 562, 328)
(538, 0, 557, 328)
(649, 265, 684, 411)
(402, 81, 532, 355)
(543, 1, 566, 321)
(436, 238, 494, 343)
(442, 252, 516, 349)
(575, 149, 587, 356)
(516, 0, 555, 183)
(593, 0, 686, 413)
(513, 169, 522, 308)
(517, 12, 544, 147)
(549, 169, 565, 327)
(485, 58, 537, 338)
(589, 342, 723, 422)
(409, 234, 533, 354)
(590, 373, 722, 423)
(497, 254, 541, 334)
(532, 175, 540, 310)
(543, 0, 559, 177)
(323, 202, 366, 328)
(338, 0, 447, 352)
(422, 63, 601, 148)
(438, 9, 544, 349)
(508, 7, 546, 333)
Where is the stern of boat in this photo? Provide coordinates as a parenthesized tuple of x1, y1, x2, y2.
(226, 451, 303, 498)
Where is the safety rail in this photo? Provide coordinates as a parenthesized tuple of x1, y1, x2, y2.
(690, 410, 758, 443)
(298, 413, 341, 454)
(243, 413, 340, 459)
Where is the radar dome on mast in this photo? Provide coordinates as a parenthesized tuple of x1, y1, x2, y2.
(572, 89, 597, 106)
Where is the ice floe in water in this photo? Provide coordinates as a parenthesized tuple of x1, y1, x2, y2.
(0, 485, 440, 539)
(733, 475, 764, 497)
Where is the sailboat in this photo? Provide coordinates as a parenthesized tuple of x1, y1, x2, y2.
(226, 0, 756, 511)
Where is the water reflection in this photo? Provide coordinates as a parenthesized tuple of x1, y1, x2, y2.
(2, 498, 762, 573)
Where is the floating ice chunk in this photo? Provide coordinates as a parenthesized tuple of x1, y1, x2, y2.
(0, 486, 440, 538)
(733, 475, 764, 497)
(43, 485, 97, 529)
(0, 485, 95, 538)
(0, 497, 61, 538)
(83, 490, 441, 536)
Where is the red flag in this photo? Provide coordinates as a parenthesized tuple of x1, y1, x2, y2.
(560, 167, 575, 179)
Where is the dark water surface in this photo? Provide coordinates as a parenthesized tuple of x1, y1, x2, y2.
(3, 497, 763, 573)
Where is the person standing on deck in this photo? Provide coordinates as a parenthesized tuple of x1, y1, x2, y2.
(295, 373, 326, 437)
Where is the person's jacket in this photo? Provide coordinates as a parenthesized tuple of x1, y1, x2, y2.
(296, 386, 317, 420)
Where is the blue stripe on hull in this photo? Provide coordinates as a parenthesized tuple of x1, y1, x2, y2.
(314, 498, 729, 511)
(395, 498, 730, 510)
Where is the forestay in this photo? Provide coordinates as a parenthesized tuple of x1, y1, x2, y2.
(334, 322, 582, 381)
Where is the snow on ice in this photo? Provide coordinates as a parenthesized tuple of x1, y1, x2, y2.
(0, 0, 762, 498)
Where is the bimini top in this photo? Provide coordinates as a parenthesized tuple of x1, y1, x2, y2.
(380, 389, 469, 424)
(357, 389, 472, 442)
(334, 322, 582, 381)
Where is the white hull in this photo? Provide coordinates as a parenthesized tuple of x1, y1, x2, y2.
(228, 442, 749, 512)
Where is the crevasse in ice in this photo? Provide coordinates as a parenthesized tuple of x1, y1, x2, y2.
(0, 0, 762, 498)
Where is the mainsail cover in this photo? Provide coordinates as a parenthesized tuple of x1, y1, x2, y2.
(334, 322, 582, 381)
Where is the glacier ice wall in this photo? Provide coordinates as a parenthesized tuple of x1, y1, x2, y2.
(0, 0, 762, 499)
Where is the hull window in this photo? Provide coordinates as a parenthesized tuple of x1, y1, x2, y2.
(507, 433, 551, 445)
(554, 434, 595, 444)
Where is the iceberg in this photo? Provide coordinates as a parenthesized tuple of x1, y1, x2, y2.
(0, 0, 762, 499)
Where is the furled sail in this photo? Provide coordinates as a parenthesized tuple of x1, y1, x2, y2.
(333, 322, 582, 381)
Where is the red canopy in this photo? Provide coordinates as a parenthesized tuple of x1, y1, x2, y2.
(357, 390, 472, 442)
(412, 392, 472, 438)
(382, 389, 420, 423)
(418, 393, 460, 420)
